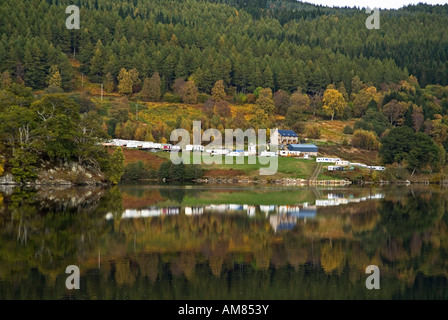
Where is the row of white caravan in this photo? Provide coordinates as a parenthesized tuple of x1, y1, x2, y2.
(104, 139, 280, 157)
(316, 157, 386, 171)
(105, 139, 181, 151)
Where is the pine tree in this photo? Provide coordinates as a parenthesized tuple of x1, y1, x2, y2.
(47, 65, 62, 89)
(148, 72, 162, 101)
(175, 56, 188, 80)
(108, 147, 125, 184)
(89, 44, 105, 83)
(276, 68, 290, 92)
(263, 66, 274, 89)
(23, 42, 45, 89)
(211, 80, 226, 102)
(1, 71, 12, 90)
(129, 68, 141, 93)
(140, 77, 151, 101)
(256, 88, 275, 116)
(180, 81, 198, 104)
(250, 67, 263, 92)
(104, 72, 115, 93)
(117, 68, 133, 95)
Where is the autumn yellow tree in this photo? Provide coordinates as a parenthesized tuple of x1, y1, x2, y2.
(134, 123, 148, 141)
(117, 68, 140, 95)
(351, 129, 380, 150)
(322, 88, 345, 120)
(47, 65, 62, 89)
(117, 68, 133, 95)
(256, 88, 275, 116)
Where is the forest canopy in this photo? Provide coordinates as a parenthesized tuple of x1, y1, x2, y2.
(1, 0, 447, 93)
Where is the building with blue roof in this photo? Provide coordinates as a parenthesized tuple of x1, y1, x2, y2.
(287, 144, 319, 156)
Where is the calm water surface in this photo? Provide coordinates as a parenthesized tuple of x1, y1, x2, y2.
(0, 184, 447, 299)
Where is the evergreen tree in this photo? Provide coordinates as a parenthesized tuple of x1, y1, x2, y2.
(180, 81, 199, 104)
(140, 77, 151, 102)
(256, 88, 275, 116)
(104, 72, 115, 93)
(47, 65, 62, 89)
(148, 72, 162, 101)
(211, 80, 226, 102)
(117, 68, 133, 95)
(108, 147, 125, 184)
(263, 66, 274, 89)
(0, 71, 12, 90)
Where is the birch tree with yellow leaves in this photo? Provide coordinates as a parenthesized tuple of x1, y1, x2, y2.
(322, 88, 346, 121)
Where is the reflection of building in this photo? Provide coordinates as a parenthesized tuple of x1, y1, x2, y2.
(277, 205, 317, 218)
(202, 204, 256, 216)
(246, 205, 256, 217)
(289, 208, 317, 218)
(185, 207, 204, 215)
(121, 207, 180, 218)
(260, 205, 276, 215)
(270, 214, 297, 233)
(315, 193, 384, 207)
(114, 203, 320, 221)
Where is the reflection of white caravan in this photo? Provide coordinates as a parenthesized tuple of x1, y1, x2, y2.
(245, 205, 256, 217)
(260, 205, 276, 214)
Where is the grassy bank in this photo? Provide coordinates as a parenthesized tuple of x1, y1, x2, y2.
(148, 151, 320, 180)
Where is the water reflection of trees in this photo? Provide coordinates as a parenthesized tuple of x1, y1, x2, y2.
(0, 187, 448, 299)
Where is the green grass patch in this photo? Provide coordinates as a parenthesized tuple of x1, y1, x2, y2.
(153, 153, 318, 179)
